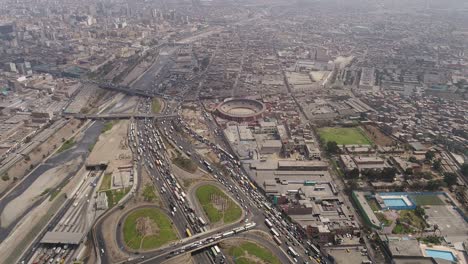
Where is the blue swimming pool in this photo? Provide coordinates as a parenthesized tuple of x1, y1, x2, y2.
(383, 198, 407, 207)
(425, 249, 456, 262)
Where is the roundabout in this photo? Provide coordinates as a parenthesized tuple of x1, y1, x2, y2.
(122, 207, 178, 251)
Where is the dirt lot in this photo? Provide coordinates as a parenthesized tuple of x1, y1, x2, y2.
(87, 120, 132, 173)
(180, 103, 216, 142)
(363, 125, 395, 146)
(0, 119, 83, 194)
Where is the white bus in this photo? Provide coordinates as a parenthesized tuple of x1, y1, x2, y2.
(198, 217, 206, 226)
(270, 228, 280, 237)
(308, 242, 320, 255)
(265, 219, 273, 228)
(273, 236, 282, 245)
(288, 246, 299, 257)
(213, 245, 221, 255)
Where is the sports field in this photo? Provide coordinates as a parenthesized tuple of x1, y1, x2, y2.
(195, 184, 242, 224)
(318, 127, 372, 145)
(409, 194, 445, 206)
(227, 241, 281, 264)
(123, 208, 177, 250)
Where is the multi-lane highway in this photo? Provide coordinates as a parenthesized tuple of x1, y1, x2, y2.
(98, 94, 322, 264)
(92, 26, 327, 264)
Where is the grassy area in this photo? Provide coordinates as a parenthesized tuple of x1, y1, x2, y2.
(151, 98, 161, 113)
(392, 210, 427, 234)
(399, 210, 427, 229)
(105, 187, 130, 207)
(318, 127, 372, 145)
(142, 184, 157, 202)
(57, 138, 75, 153)
(196, 184, 242, 224)
(40, 188, 51, 196)
(392, 223, 413, 234)
(172, 155, 197, 173)
(330, 159, 344, 178)
(375, 212, 392, 226)
(409, 195, 445, 206)
(99, 173, 112, 191)
(49, 189, 61, 201)
(227, 241, 281, 264)
(88, 142, 96, 152)
(123, 208, 177, 250)
(367, 199, 381, 212)
(420, 235, 443, 245)
(102, 121, 116, 133)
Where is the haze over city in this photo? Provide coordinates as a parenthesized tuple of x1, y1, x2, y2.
(0, 0, 467, 264)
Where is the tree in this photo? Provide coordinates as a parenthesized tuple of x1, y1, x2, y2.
(405, 168, 413, 176)
(1, 173, 10, 181)
(415, 206, 425, 218)
(381, 167, 397, 182)
(432, 159, 442, 171)
(410, 181, 425, 191)
(347, 179, 359, 192)
(326, 141, 339, 154)
(409, 156, 418, 163)
(425, 151, 435, 161)
(426, 180, 444, 191)
(443, 172, 458, 186)
(461, 163, 468, 177)
(347, 168, 360, 179)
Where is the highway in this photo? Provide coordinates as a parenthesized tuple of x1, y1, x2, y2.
(90, 25, 325, 264)
(104, 94, 319, 264)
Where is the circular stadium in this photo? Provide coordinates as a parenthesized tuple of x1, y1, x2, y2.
(215, 98, 265, 121)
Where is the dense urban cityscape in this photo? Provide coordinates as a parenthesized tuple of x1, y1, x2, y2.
(0, 0, 467, 264)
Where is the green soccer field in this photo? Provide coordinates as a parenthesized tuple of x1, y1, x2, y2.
(318, 127, 373, 145)
(409, 195, 445, 206)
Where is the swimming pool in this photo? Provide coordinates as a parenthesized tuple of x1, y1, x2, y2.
(425, 249, 456, 262)
(383, 198, 407, 207)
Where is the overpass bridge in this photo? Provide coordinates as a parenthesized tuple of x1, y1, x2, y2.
(125, 222, 258, 264)
(63, 113, 178, 121)
(81, 80, 164, 98)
